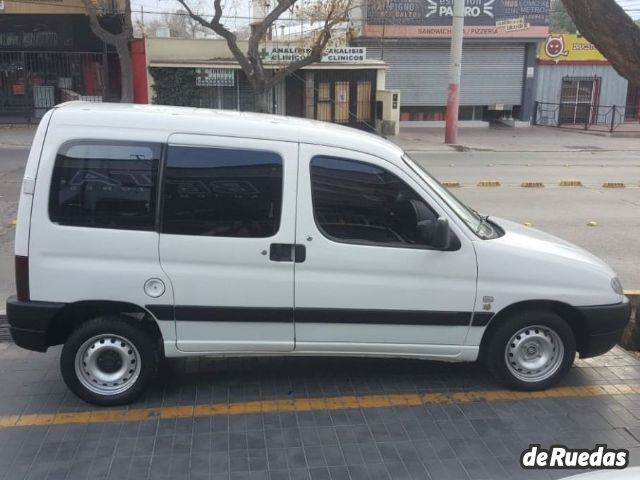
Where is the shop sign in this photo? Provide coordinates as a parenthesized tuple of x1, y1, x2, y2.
(365, 0, 549, 38)
(538, 34, 608, 63)
(258, 47, 367, 63)
(12, 83, 25, 96)
(195, 68, 235, 87)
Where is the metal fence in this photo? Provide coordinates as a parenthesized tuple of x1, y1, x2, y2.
(533, 101, 640, 133)
(0, 50, 118, 124)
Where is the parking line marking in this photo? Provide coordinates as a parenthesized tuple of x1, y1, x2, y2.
(0, 383, 638, 429)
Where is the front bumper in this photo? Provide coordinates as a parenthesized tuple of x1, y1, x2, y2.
(577, 299, 631, 358)
(6, 295, 65, 352)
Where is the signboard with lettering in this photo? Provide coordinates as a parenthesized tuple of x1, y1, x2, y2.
(195, 69, 235, 87)
(258, 47, 367, 63)
(365, 0, 549, 38)
(537, 34, 608, 63)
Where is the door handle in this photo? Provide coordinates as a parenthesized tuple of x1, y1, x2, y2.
(269, 244, 306, 263)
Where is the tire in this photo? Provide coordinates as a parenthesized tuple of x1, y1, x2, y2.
(60, 315, 158, 406)
(485, 310, 576, 391)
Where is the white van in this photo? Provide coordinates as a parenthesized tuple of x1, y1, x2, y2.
(7, 103, 630, 405)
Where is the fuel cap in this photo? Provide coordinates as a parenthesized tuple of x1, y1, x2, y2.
(144, 278, 165, 298)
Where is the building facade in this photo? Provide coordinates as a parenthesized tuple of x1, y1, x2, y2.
(140, 37, 398, 133)
(351, 0, 550, 126)
(0, 0, 124, 121)
(535, 33, 637, 128)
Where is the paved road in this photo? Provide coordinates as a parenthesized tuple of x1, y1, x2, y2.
(411, 151, 640, 289)
(0, 147, 26, 306)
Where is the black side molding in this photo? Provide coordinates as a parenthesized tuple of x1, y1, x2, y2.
(295, 308, 472, 326)
(470, 312, 494, 327)
(146, 304, 174, 321)
(147, 304, 489, 327)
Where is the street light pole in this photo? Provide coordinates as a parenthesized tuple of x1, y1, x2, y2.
(445, 0, 465, 144)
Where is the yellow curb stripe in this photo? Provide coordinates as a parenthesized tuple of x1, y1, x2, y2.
(1, 383, 638, 429)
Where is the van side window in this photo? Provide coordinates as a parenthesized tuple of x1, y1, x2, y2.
(49, 142, 161, 230)
(310, 156, 438, 247)
(162, 146, 283, 238)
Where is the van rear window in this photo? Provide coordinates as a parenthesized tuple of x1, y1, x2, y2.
(161, 146, 283, 238)
(49, 142, 161, 231)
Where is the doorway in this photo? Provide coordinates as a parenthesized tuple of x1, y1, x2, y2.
(559, 77, 600, 125)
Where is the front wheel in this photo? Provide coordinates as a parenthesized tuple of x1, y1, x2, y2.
(61, 315, 158, 406)
(485, 310, 576, 390)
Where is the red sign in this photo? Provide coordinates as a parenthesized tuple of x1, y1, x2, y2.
(12, 83, 25, 96)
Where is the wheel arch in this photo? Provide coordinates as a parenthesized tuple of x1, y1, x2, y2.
(45, 300, 163, 350)
(478, 300, 586, 361)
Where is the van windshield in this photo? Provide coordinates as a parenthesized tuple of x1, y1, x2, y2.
(402, 154, 499, 239)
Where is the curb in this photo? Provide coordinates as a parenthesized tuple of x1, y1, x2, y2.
(621, 291, 640, 351)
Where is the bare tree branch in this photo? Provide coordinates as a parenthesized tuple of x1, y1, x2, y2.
(179, 0, 352, 112)
(270, 2, 347, 87)
(176, 0, 254, 83)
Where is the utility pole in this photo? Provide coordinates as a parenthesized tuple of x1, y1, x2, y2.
(445, 0, 465, 144)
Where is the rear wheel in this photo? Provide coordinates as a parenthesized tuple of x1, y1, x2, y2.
(61, 315, 158, 406)
(486, 310, 576, 390)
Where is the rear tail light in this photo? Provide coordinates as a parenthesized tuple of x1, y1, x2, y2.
(15, 255, 30, 302)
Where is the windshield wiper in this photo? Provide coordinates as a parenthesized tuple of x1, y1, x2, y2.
(475, 214, 491, 236)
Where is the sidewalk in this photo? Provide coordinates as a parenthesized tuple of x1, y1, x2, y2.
(3, 123, 640, 153)
(391, 125, 640, 153)
(0, 341, 638, 479)
(0, 125, 36, 148)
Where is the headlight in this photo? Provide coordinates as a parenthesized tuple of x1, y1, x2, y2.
(611, 277, 624, 295)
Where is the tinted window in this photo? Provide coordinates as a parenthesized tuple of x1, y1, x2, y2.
(162, 146, 283, 237)
(49, 142, 160, 230)
(310, 156, 437, 247)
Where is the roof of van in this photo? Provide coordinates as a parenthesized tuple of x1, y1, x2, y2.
(51, 102, 404, 159)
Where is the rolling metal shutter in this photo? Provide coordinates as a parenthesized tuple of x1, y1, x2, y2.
(363, 42, 525, 107)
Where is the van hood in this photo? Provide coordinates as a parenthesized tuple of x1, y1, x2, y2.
(472, 216, 623, 308)
(489, 217, 615, 275)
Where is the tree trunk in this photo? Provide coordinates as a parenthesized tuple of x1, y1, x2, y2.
(114, 39, 134, 103)
(562, 0, 640, 88)
(253, 87, 272, 113)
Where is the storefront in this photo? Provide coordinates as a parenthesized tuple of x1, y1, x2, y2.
(0, 12, 122, 121)
(352, 0, 549, 126)
(535, 33, 633, 127)
(142, 38, 392, 133)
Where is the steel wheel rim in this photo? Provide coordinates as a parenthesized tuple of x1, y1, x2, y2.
(74, 334, 141, 396)
(505, 325, 564, 383)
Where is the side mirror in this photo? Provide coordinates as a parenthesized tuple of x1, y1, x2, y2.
(417, 217, 451, 249)
(433, 217, 451, 249)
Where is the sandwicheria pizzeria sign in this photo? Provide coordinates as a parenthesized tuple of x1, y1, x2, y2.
(258, 47, 367, 63)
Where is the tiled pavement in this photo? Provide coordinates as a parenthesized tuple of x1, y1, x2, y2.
(0, 342, 639, 479)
